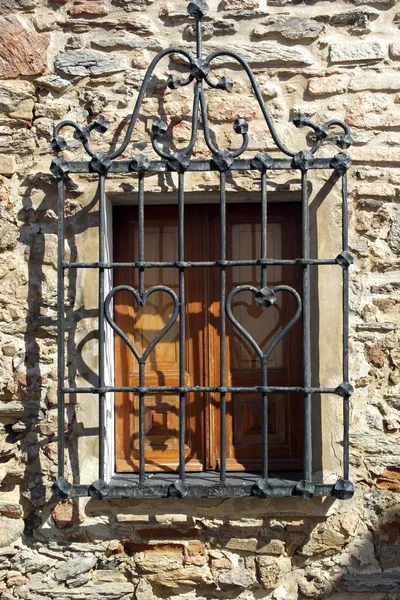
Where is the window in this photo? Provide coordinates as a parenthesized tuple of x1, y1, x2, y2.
(50, 0, 354, 501)
(113, 202, 302, 475)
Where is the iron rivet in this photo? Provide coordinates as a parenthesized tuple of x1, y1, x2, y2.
(251, 152, 273, 172)
(52, 477, 73, 500)
(331, 153, 352, 174)
(212, 149, 234, 172)
(332, 479, 354, 500)
(92, 115, 110, 134)
(293, 480, 315, 500)
(88, 479, 109, 500)
(292, 150, 315, 171)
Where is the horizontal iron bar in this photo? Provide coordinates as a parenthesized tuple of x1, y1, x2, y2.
(66, 482, 339, 498)
(63, 157, 336, 174)
(63, 258, 337, 269)
(62, 385, 338, 394)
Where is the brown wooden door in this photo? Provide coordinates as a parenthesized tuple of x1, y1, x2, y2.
(113, 203, 302, 473)
(209, 204, 303, 471)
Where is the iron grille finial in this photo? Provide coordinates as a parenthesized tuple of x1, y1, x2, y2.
(187, 0, 209, 20)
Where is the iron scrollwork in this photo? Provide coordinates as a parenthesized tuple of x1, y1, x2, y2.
(226, 285, 302, 364)
(50, 0, 353, 176)
(104, 285, 179, 365)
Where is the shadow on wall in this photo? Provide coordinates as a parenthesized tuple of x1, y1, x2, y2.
(3, 171, 100, 532)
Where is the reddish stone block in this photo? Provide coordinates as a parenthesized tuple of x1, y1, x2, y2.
(308, 74, 350, 97)
(68, 0, 109, 17)
(365, 342, 386, 368)
(377, 467, 400, 492)
(0, 502, 23, 519)
(52, 499, 82, 528)
(7, 576, 28, 588)
(0, 15, 49, 78)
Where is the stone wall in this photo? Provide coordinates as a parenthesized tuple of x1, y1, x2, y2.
(0, 0, 400, 598)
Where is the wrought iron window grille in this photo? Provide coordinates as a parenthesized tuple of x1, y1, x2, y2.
(51, 0, 354, 501)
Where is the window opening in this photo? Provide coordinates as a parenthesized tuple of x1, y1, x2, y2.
(50, 0, 354, 500)
(113, 203, 303, 475)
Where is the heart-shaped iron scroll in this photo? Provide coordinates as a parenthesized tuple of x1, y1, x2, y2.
(226, 285, 302, 362)
(104, 285, 179, 363)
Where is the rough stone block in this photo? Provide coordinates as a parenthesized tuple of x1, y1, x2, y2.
(377, 467, 400, 491)
(35, 75, 71, 92)
(0, 0, 38, 13)
(308, 73, 350, 96)
(148, 564, 214, 588)
(365, 342, 386, 368)
(52, 500, 82, 528)
(330, 7, 379, 26)
(0, 216, 18, 249)
(221, 0, 258, 9)
(256, 555, 291, 589)
(390, 43, 400, 59)
(0, 154, 16, 175)
(0, 517, 24, 548)
(27, 583, 136, 598)
(348, 110, 400, 129)
(0, 502, 22, 518)
(112, 0, 154, 11)
(12, 550, 56, 574)
(68, 0, 109, 17)
(204, 41, 315, 66)
(54, 555, 97, 582)
(216, 565, 256, 589)
(0, 15, 49, 78)
(66, 14, 154, 34)
(351, 147, 400, 163)
(330, 41, 385, 63)
(339, 574, 400, 592)
(253, 16, 323, 40)
(135, 546, 184, 573)
(207, 94, 258, 123)
(33, 12, 60, 31)
(349, 71, 400, 91)
(92, 35, 161, 51)
(55, 49, 127, 77)
(8, 98, 34, 121)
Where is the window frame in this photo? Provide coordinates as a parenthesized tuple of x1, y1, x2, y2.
(111, 200, 305, 475)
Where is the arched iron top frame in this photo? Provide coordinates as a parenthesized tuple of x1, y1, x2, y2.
(50, 0, 353, 176)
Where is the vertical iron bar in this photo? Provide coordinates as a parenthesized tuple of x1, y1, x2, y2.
(196, 19, 202, 59)
(260, 172, 268, 480)
(178, 173, 186, 482)
(98, 175, 106, 481)
(138, 172, 146, 484)
(342, 172, 350, 481)
(57, 179, 65, 479)
(220, 172, 227, 483)
(262, 360, 268, 480)
(261, 173, 267, 289)
(139, 361, 145, 483)
(138, 173, 145, 296)
(302, 171, 312, 483)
